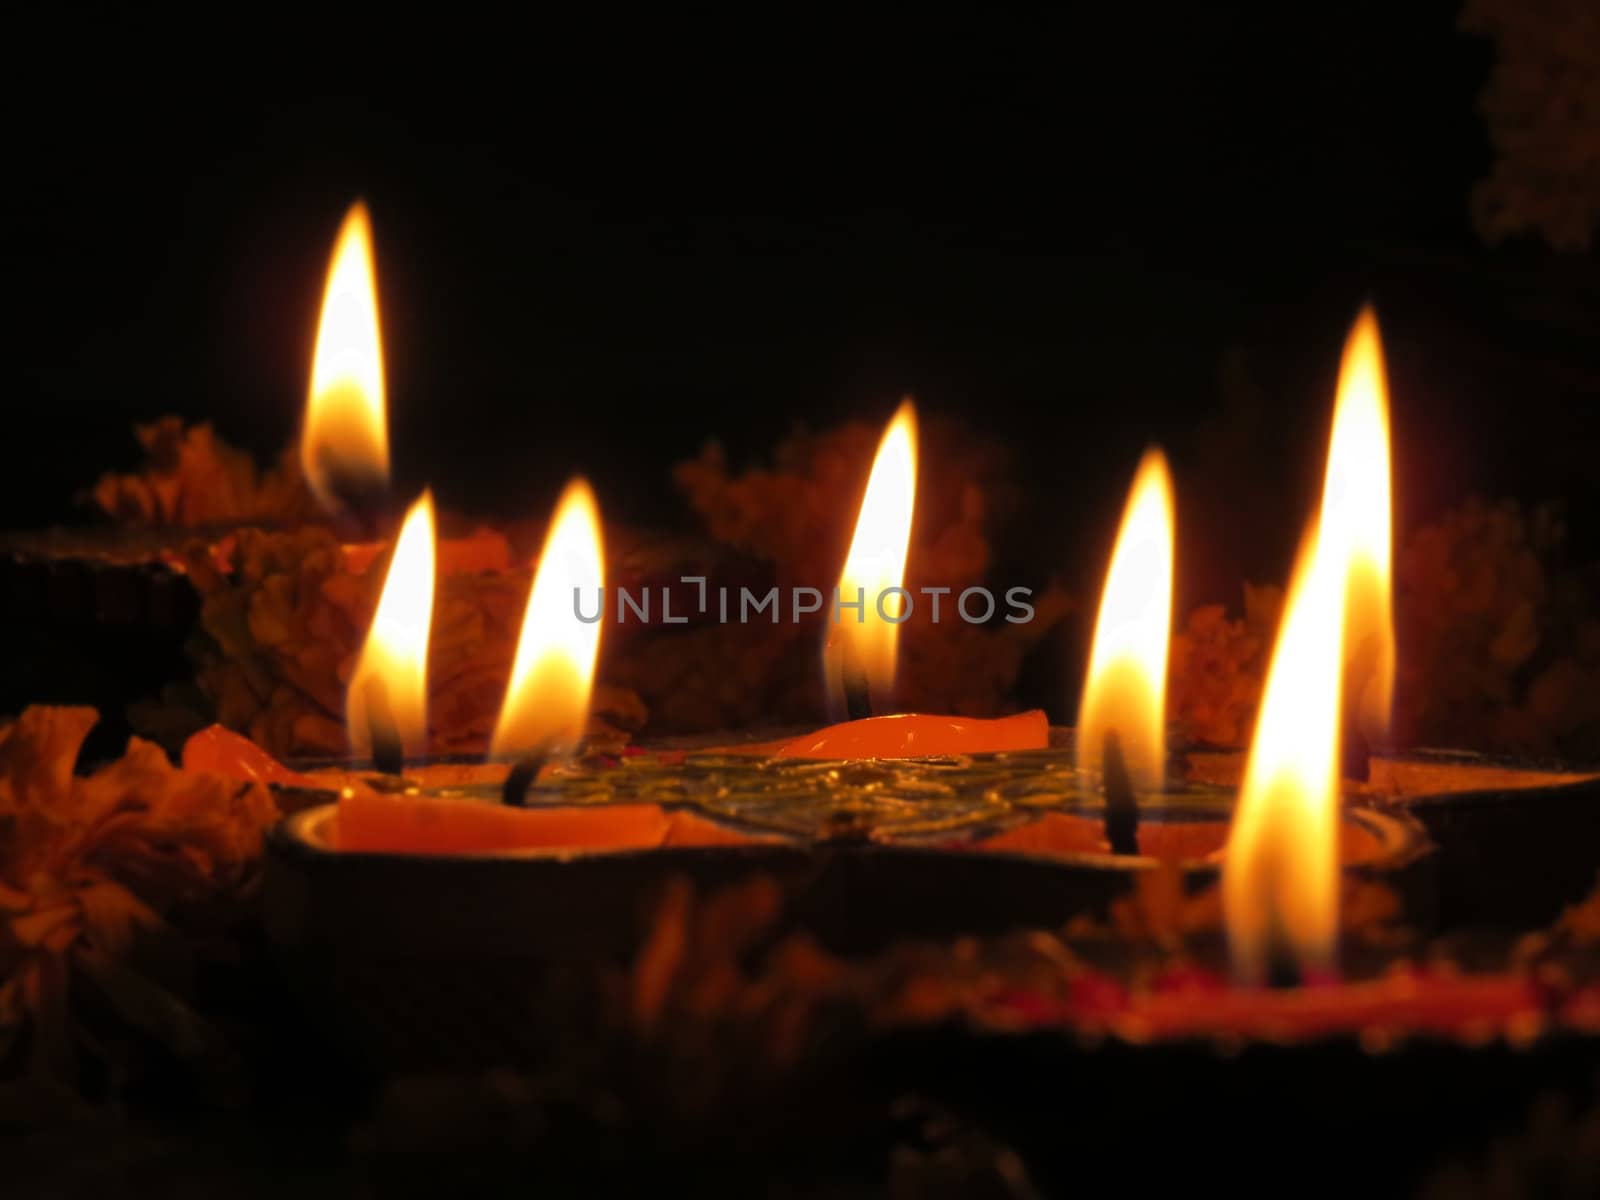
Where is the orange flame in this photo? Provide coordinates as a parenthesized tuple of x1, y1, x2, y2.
(303, 201, 389, 513)
(1077, 449, 1174, 794)
(827, 399, 918, 709)
(491, 478, 605, 758)
(1223, 532, 1343, 982)
(346, 492, 435, 760)
(1224, 305, 1398, 980)
(1321, 305, 1395, 744)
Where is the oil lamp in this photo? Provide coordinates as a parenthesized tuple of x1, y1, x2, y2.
(1182, 307, 1600, 927)
(969, 436, 1420, 889)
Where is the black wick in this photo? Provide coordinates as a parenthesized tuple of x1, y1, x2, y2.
(363, 676, 405, 777)
(501, 741, 556, 808)
(1101, 729, 1140, 856)
(317, 457, 390, 542)
(840, 637, 874, 722)
(1265, 913, 1303, 990)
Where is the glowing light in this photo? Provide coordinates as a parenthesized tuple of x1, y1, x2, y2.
(1077, 449, 1174, 795)
(1224, 533, 1344, 983)
(828, 398, 918, 708)
(492, 478, 605, 758)
(346, 492, 435, 760)
(303, 200, 388, 513)
(1320, 304, 1395, 743)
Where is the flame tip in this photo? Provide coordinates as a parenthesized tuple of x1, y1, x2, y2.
(562, 474, 597, 499)
(1135, 446, 1172, 477)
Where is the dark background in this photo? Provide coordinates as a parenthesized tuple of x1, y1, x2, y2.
(10, 7, 1599, 609)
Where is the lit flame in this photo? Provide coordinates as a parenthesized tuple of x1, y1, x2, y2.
(492, 478, 605, 758)
(1077, 449, 1174, 794)
(828, 399, 918, 706)
(346, 492, 436, 760)
(1321, 305, 1395, 743)
(303, 200, 389, 513)
(1223, 306, 1398, 980)
(1223, 532, 1343, 982)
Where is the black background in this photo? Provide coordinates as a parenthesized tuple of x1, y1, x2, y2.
(11, 7, 1598, 608)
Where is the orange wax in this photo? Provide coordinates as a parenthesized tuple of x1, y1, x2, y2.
(182, 725, 324, 788)
(180, 725, 771, 854)
(335, 792, 765, 855)
(662, 809, 771, 847)
(337, 793, 672, 854)
(773, 709, 1049, 760)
